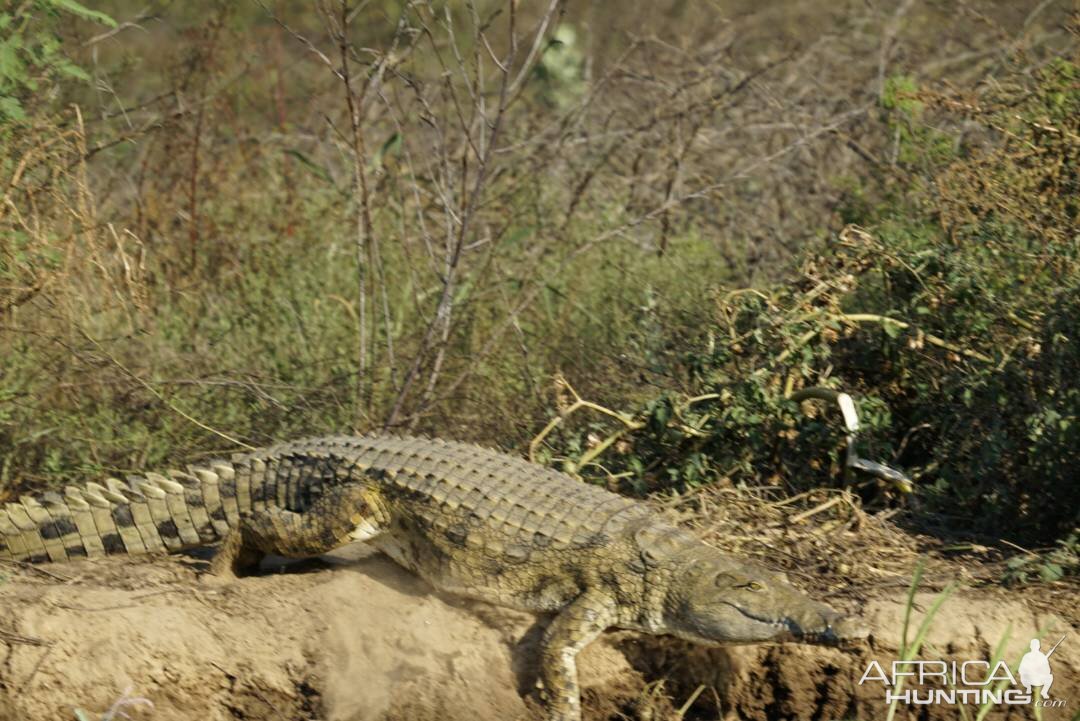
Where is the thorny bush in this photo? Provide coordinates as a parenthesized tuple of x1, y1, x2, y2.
(542, 44, 1080, 554)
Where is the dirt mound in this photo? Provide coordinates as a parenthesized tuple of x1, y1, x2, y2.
(0, 551, 1075, 721)
(0, 551, 644, 721)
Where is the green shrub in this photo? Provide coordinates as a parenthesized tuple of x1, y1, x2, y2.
(0, 3, 731, 487)
(542, 52, 1080, 545)
(0, 0, 113, 123)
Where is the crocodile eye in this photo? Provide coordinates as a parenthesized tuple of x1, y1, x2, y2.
(744, 581, 765, 592)
(713, 572, 736, 587)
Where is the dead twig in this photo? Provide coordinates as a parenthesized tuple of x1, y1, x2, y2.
(17, 644, 53, 693)
(0, 628, 49, 646)
(0, 558, 73, 583)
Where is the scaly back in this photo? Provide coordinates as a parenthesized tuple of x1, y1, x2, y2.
(0, 434, 647, 563)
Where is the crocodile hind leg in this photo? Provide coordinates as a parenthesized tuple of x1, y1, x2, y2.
(210, 482, 385, 576)
(537, 590, 617, 721)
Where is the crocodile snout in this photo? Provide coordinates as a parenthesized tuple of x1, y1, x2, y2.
(787, 607, 869, 644)
(819, 609, 869, 644)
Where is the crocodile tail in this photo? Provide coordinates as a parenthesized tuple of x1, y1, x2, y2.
(0, 439, 376, 564)
(0, 460, 247, 564)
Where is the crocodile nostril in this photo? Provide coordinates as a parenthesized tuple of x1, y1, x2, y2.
(823, 612, 870, 643)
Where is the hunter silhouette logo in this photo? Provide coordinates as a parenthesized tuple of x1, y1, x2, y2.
(1019, 636, 1064, 700)
(859, 634, 1068, 708)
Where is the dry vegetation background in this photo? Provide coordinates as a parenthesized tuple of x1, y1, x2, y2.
(0, 0, 1077, 579)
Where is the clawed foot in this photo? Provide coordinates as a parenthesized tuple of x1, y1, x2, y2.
(203, 529, 264, 580)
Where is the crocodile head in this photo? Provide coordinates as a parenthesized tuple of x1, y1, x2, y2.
(660, 545, 867, 646)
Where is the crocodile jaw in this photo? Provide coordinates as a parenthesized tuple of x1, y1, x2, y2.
(657, 544, 869, 646)
(729, 603, 869, 645)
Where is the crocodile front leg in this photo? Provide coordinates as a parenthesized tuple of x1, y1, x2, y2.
(210, 482, 384, 575)
(538, 590, 617, 721)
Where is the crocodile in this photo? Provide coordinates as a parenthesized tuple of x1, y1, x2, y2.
(0, 434, 866, 721)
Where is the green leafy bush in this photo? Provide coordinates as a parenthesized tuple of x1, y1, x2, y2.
(0, 0, 113, 122)
(1003, 532, 1079, 586)
(545, 52, 1080, 546)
